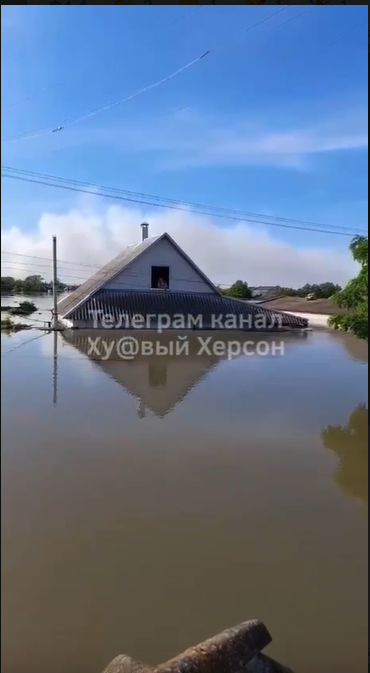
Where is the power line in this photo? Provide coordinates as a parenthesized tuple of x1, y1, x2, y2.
(0, 260, 240, 288)
(1, 103, 188, 149)
(1, 166, 366, 237)
(241, 5, 313, 49)
(2, 168, 364, 237)
(2, 171, 361, 238)
(218, 4, 289, 50)
(0, 254, 251, 287)
(4, 252, 354, 290)
(31, 107, 189, 164)
(1, 84, 59, 112)
(1, 250, 100, 269)
(1, 118, 70, 145)
(324, 25, 368, 48)
(1, 6, 204, 140)
(57, 51, 211, 132)
(148, 5, 204, 35)
(1, 6, 292, 144)
(0, 266, 233, 288)
(1, 54, 209, 144)
(214, 5, 309, 95)
(1, 259, 97, 274)
(3, 165, 362, 236)
(28, 170, 359, 234)
(1, 332, 48, 357)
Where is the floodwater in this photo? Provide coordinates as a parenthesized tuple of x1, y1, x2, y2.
(1, 313, 368, 673)
(1, 294, 55, 327)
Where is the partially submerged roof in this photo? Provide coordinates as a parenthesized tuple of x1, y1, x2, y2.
(66, 288, 309, 329)
(57, 232, 220, 318)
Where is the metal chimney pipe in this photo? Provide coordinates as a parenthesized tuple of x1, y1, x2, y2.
(141, 222, 149, 241)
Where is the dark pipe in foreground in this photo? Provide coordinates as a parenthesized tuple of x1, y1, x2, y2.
(101, 620, 294, 673)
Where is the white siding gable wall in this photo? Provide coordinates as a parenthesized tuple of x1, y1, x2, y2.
(104, 237, 215, 294)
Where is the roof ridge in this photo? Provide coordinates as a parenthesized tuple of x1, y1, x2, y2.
(57, 232, 218, 319)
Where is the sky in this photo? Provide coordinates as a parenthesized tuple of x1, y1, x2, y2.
(1, 4, 368, 288)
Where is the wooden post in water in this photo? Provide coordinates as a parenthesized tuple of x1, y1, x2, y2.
(101, 620, 294, 673)
(52, 235, 58, 330)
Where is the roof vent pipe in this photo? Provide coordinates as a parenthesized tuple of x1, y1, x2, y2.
(141, 222, 149, 241)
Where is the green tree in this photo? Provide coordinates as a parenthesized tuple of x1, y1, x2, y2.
(329, 236, 368, 341)
(23, 275, 47, 293)
(317, 282, 342, 299)
(5, 275, 69, 295)
(321, 404, 368, 506)
(277, 282, 341, 299)
(299, 283, 313, 297)
(222, 280, 252, 300)
(13, 275, 48, 294)
(1, 276, 15, 294)
(279, 286, 296, 297)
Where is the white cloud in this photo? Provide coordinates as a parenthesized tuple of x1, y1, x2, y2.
(2, 105, 367, 173)
(1, 198, 358, 287)
(76, 106, 368, 170)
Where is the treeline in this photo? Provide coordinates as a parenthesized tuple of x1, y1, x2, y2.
(219, 280, 252, 300)
(1, 274, 79, 295)
(278, 282, 342, 299)
(1, 275, 342, 302)
(218, 280, 341, 301)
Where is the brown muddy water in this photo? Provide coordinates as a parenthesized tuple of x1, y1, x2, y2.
(1, 322, 368, 673)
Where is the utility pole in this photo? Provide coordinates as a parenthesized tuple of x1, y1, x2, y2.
(52, 329, 58, 407)
(52, 235, 58, 330)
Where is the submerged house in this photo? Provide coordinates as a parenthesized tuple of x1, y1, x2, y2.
(57, 223, 308, 330)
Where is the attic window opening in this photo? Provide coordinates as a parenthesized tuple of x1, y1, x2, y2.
(151, 266, 169, 290)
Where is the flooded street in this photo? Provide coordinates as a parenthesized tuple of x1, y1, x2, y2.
(1, 326, 368, 673)
(1, 294, 55, 327)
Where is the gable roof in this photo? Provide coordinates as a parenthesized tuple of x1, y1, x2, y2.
(57, 232, 220, 318)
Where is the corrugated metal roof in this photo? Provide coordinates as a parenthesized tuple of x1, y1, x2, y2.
(68, 289, 308, 329)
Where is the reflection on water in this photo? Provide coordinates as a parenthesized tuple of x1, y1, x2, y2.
(60, 330, 309, 418)
(52, 330, 58, 408)
(322, 405, 368, 506)
(1, 328, 368, 673)
(337, 332, 368, 364)
(149, 362, 167, 388)
(63, 332, 227, 417)
(62, 331, 227, 418)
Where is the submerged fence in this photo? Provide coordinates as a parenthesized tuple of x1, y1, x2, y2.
(101, 620, 294, 673)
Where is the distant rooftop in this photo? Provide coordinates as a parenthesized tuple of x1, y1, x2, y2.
(260, 296, 348, 316)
